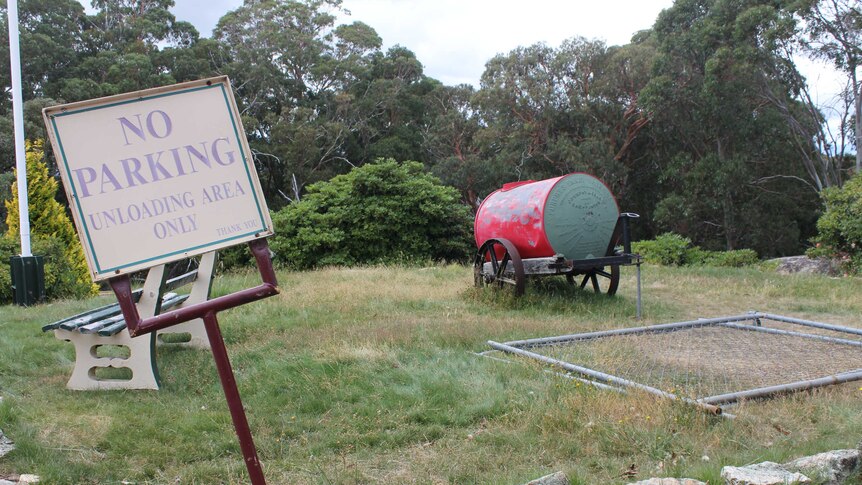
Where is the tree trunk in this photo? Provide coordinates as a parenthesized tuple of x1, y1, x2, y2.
(723, 195, 736, 251)
(855, 67, 861, 174)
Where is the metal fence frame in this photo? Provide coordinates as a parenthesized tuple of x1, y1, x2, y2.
(487, 312, 862, 416)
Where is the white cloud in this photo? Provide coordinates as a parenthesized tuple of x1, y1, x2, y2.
(126, 0, 672, 86)
(171, 0, 241, 36)
(336, 0, 674, 86)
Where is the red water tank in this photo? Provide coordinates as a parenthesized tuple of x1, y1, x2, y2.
(474, 173, 620, 261)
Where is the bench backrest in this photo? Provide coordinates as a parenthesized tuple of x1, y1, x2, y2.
(43, 268, 200, 336)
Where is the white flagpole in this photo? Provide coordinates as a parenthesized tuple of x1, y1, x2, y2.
(7, 0, 31, 256)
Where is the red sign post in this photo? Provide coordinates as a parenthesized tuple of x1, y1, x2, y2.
(110, 238, 277, 484)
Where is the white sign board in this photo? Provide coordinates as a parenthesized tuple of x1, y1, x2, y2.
(43, 76, 273, 281)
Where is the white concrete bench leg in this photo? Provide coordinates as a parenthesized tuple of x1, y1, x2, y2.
(156, 251, 216, 349)
(59, 265, 167, 391)
(55, 327, 159, 390)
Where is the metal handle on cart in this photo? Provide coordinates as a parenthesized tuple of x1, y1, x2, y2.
(619, 212, 640, 255)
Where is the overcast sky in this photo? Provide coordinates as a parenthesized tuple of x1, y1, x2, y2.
(172, 0, 675, 87)
(79, 0, 843, 105)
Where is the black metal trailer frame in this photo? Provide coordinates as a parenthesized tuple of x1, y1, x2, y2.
(474, 213, 643, 316)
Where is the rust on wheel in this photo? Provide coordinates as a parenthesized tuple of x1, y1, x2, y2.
(473, 238, 526, 296)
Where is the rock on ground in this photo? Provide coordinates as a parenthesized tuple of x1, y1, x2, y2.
(627, 478, 707, 485)
(621, 447, 859, 485)
(0, 476, 39, 485)
(525, 471, 569, 485)
(772, 256, 840, 276)
(0, 429, 13, 459)
(0, 429, 40, 484)
(721, 462, 811, 484)
(785, 449, 861, 485)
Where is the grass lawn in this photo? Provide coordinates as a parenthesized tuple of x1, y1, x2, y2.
(1, 264, 861, 484)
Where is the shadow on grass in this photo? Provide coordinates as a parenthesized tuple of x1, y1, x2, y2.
(465, 277, 635, 317)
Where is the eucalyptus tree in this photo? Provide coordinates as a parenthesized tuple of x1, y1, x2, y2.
(344, 45, 438, 166)
(84, 0, 198, 53)
(475, 42, 564, 182)
(54, 0, 201, 100)
(422, 83, 491, 208)
(640, 0, 819, 254)
(794, 0, 862, 172)
(0, 0, 215, 172)
(0, 0, 88, 169)
(214, 0, 386, 204)
(473, 36, 656, 208)
(744, 0, 855, 191)
(0, 0, 87, 101)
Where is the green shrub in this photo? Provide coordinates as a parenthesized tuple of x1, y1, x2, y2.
(0, 171, 14, 234)
(270, 159, 474, 269)
(0, 235, 99, 304)
(632, 232, 759, 268)
(1, 140, 97, 302)
(698, 248, 759, 267)
(216, 244, 254, 273)
(684, 246, 709, 265)
(0, 237, 15, 302)
(808, 173, 862, 273)
(632, 232, 693, 266)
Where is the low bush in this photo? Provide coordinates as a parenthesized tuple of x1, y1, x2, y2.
(0, 236, 98, 304)
(632, 233, 692, 266)
(270, 159, 474, 269)
(807, 173, 862, 273)
(633, 232, 759, 268)
(697, 248, 759, 267)
(216, 244, 254, 273)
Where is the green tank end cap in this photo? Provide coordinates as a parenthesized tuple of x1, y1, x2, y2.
(544, 174, 619, 261)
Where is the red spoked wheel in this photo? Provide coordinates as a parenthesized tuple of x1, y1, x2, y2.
(473, 238, 525, 297)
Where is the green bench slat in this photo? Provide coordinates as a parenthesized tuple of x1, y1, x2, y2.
(78, 313, 125, 334)
(41, 289, 141, 332)
(72, 292, 178, 335)
(94, 294, 190, 336)
(165, 271, 198, 292)
(92, 320, 131, 337)
(42, 269, 198, 333)
(42, 302, 116, 331)
(73, 292, 183, 336)
(54, 306, 123, 332)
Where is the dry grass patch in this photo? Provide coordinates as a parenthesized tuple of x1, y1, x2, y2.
(2, 263, 861, 484)
(276, 265, 468, 310)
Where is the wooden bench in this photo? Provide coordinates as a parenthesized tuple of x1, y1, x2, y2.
(42, 252, 217, 390)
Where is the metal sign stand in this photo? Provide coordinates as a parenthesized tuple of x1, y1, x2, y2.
(109, 238, 278, 485)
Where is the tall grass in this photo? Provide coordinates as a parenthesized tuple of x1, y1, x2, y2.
(1, 264, 861, 483)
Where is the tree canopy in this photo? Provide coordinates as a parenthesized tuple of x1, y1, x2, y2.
(0, 0, 859, 259)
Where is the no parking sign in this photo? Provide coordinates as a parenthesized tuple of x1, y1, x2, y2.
(43, 76, 273, 280)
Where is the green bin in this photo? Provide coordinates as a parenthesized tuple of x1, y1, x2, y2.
(10, 255, 45, 306)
